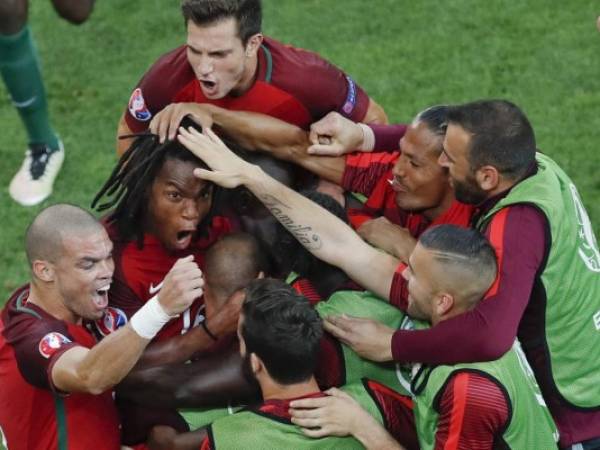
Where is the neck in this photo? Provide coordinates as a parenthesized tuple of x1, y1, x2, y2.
(27, 281, 80, 324)
(261, 376, 320, 401)
(231, 54, 259, 96)
(423, 187, 456, 221)
(484, 177, 517, 202)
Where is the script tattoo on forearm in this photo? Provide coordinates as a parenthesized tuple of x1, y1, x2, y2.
(259, 194, 323, 250)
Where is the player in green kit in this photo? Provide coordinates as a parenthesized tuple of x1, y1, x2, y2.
(292, 225, 558, 449)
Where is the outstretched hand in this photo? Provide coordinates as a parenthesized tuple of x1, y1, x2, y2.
(324, 315, 394, 362)
(177, 126, 259, 189)
(150, 103, 214, 143)
(308, 112, 365, 156)
(289, 388, 364, 438)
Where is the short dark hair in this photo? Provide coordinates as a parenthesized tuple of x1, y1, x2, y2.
(241, 278, 322, 385)
(446, 99, 536, 180)
(181, 0, 262, 43)
(92, 118, 218, 246)
(419, 224, 497, 286)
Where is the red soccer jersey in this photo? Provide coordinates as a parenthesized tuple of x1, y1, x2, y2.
(100, 216, 232, 342)
(0, 285, 121, 450)
(342, 152, 475, 309)
(125, 36, 370, 133)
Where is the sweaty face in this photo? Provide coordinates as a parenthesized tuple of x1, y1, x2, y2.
(403, 244, 437, 322)
(390, 122, 451, 216)
(439, 124, 488, 205)
(145, 158, 213, 251)
(186, 18, 254, 99)
(53, 229, 114, 322)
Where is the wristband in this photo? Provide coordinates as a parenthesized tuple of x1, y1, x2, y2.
(357, 123, 375, 152)
(201, 319, 218, 341)
(130, 295, 174, 339)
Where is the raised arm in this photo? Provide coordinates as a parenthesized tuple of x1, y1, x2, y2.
(149, 103, 345, 184)
(52, 256, 201, 394)
(177, 126, 399, 302)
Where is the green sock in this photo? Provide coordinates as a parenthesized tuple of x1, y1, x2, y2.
(0, 25, 60, 150)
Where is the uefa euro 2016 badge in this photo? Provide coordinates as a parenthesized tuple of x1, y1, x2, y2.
(94, 307, 128, 337)
(342, 76, 357, 116)
(38, 332, 72, 359)
(128, 88, 152, 122)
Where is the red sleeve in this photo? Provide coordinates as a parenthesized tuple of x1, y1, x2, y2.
(364, 380, 419, 450)
(124, 46, 193, 133)
(434, 372, 509, 450)
(391, 205, 547, 363)
(342, 152, 399, 195)
(389, 263, 409, 311)
(5, 315, 79, 390)
(199, 436, 212, 450)
(267, 38, 370, 122)
(369, 124, 407, 151)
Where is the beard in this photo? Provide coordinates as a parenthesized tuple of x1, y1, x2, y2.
(452, 173, 488, 205)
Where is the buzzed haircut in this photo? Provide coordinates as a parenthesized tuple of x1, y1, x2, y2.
(418, 224, 497, 305)
(241, 278, 322, 385)
(25, 204, 103, 266)
(181, 0, 262, 44)
(446, 99, 536, 180)
(204, 232, 267, 303)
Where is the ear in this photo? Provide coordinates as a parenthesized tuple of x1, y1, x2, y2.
(435, 293, 454, 317)
(32, 260, 55, 283)
(244, 33, 263, 57)
(250, 352, 263, 375)
(228, 289, 246, 306)
(475, 165, 500, 192)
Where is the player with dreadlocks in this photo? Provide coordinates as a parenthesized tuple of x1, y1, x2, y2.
(92, 119, 243, 446)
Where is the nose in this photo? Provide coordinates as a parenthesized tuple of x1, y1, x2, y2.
(438, 151, 449, 168)
(182, 198, 201, 221)
(197, 55, 213, 77)
(100, 257, 115, 280)
(392, 157, 406, 178)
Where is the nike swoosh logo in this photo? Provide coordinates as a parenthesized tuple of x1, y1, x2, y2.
(12, 96, 37, 108)
(149, 281, 164, 295)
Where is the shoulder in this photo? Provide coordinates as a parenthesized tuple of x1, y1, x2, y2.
(263, 37, 367, 120)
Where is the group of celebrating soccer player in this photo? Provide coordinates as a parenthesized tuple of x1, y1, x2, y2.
(2, 1, 600, 449)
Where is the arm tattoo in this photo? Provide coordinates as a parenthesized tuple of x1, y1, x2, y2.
(259, 194, 323, 250)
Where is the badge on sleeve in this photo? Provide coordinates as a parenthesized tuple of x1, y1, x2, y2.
(94, 307, 128, 337)
(128, 88, 152, 122)
(341, 76, 357, 116)
(38, 332, 72, 359)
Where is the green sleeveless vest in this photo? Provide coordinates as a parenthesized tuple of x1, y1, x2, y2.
(476, 152, 600, 408)
(413, 342, 558, 450)
(180, 405, 241, 430)
(315, 290, 410, 395)
(209, 381, 383, 449)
